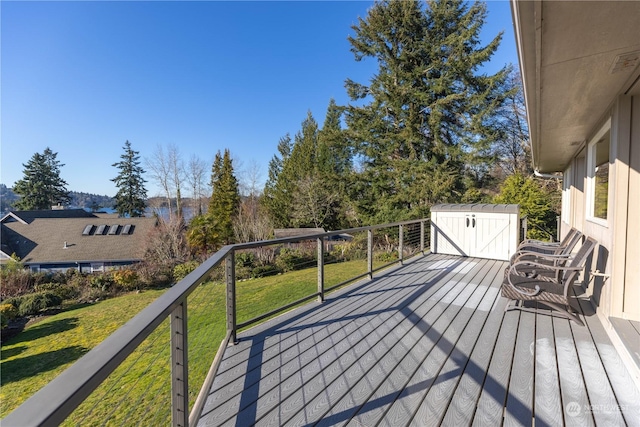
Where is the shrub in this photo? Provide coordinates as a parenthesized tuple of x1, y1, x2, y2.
(34, 282, 80, 301)
(329, 233, 369, 262)
(112, 269, 139, 291)
(275, 248, 315, 273)
(135, 263, 174, 289)
(236, 252, 256, 268)
(251, 265, 280, 278)
(90, 274, 114, 292)
(0, 303, 18, 328)
(0, 269, 34, 300)
(374, 251, 398, 263)
(173, 261, 200, 282)
(78, 286, 109, 303)
(12, 292, 63, 317)
(67, 272, 91, 290)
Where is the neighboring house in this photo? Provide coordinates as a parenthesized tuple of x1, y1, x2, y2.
(512, 0, 640, 382)
(1, 209, 156, 273)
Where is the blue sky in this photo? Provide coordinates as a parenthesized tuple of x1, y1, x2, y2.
(1, 1, 517, 198)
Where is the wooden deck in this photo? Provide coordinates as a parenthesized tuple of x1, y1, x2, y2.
(197, 254, 640, 427)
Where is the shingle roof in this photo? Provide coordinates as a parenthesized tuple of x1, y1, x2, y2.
(1, 209, 97, 224)
(1, 216, 157, 264)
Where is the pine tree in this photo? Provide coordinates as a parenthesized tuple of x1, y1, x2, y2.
(111, 141, 148, 217)
(345, 0, 508, 223)
(318, 99, 351, 177)
(208, 149, 240, 244)
(13, 147, 71, 210)
(264, 106, 353, 229)
(263, 134, 294, 228)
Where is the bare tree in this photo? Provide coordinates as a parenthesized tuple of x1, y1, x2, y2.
(143, 217, 189, 267)
(291, 175, 340, 228)
(186, 154, 208, 216)
(238, 159, 263, 198)
(494, 68, 531, 176)
(146, 144, 173, 220)
(167, 144, 185, 219)
(233, 197, 274, 264)
(146, 144, 186, 221)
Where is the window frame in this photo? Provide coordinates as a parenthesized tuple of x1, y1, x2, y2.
(586, 118, 611, 226)
(561, 164, 572, 225)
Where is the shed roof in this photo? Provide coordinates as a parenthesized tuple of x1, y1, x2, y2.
(431, 204, 519, 214)
(273, 228, 326, 239)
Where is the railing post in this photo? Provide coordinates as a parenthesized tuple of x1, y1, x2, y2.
(367, 229, 373, 279)
(226, 251, 237, 344)
(420, 220, 425, 253)
(171, 301, 189, 427)
(399, 224, 404, 265)
(317, 237, 324, 302)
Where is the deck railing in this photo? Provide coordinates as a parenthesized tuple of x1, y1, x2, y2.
(3, 218, 430, 427)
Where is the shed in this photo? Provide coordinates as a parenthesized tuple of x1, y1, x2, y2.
(430, 204, 520, 261)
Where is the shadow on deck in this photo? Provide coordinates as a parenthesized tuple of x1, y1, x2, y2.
(197, 254, 640, 427)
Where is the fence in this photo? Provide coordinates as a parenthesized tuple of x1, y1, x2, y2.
(3, 218, 430, 427)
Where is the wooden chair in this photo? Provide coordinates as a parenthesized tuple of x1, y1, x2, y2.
(501, 237, 598, 325)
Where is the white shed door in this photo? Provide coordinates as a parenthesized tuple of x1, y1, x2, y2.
(433, 211, 470, 256)
(471, 212, 513, 260)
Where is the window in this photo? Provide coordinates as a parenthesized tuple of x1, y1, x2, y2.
(91, 263, 105, 273)
(587, 120, 611, 223)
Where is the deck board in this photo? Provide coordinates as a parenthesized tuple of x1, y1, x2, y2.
(534, 311, 564, 426)
(197, 253, 640, 427)
(553, 314, 595, 427)
(440, 277, 508, 426)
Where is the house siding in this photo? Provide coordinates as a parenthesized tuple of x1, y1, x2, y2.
(561, 94, 640, 387)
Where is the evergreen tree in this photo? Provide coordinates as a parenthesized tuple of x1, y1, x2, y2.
(186, 213, 220, 256)
(494, 173, 557, 240)
(263, 110, 349, 229)
(345, 0, 508, 223)
(208, 149, 240, 244)
(318, 99, 351, 177)
(13, 147, 71, 210)
(263, 134, 294, 227)
(111, 140, 148, 217)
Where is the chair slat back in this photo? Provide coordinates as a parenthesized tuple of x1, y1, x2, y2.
(559, 227, 579, 247)
(562, 237, 597, 285)
(560, 229, 583, 256)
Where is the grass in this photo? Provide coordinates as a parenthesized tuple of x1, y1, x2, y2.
(0, 258, 385, 423)
(0, 289, 166, 418)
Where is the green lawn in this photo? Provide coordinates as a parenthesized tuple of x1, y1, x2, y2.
(0, 258, 380, 423)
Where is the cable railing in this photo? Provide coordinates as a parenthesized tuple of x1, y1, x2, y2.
(2, 218, 430, 427)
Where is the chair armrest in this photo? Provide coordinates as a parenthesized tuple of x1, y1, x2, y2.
(517, 242, 563, 252)
(520, 238, 560, 246)
(512, 251, 572, 264)
(504, 274, 542, 296)
(509, 259, 583, 276)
